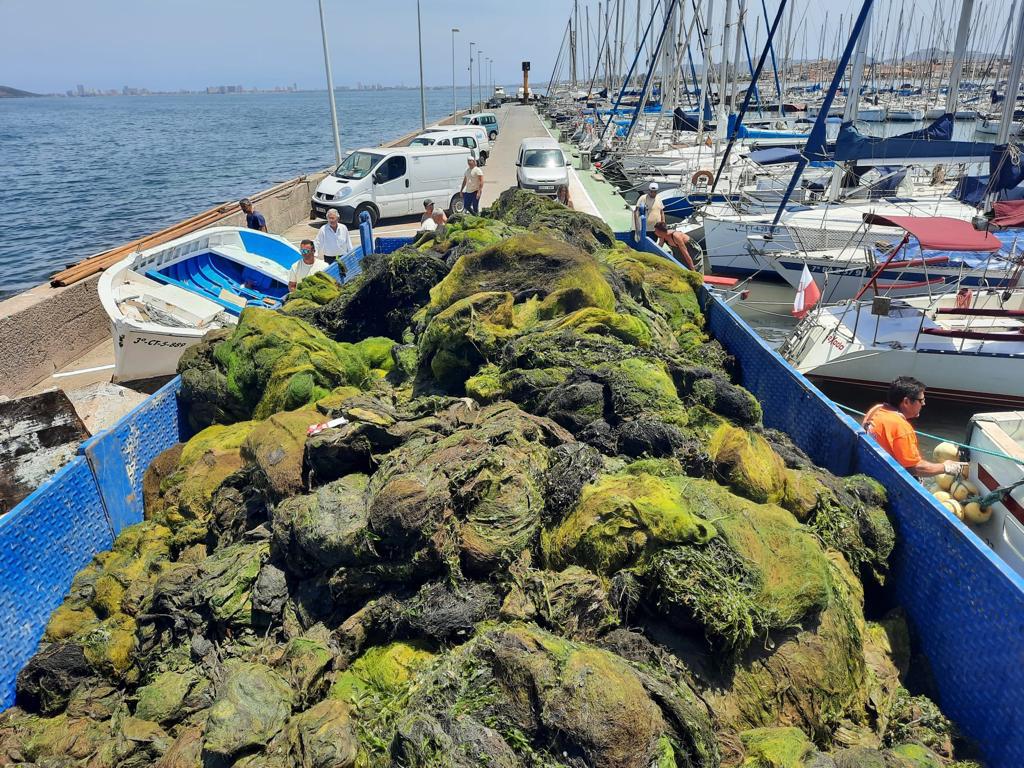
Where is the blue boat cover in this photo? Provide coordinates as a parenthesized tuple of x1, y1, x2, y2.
(834, 116, 994, 163)
(749, 147, 803, 165)
(951, 144, 1024, 206)
(727, 113, 809, 141)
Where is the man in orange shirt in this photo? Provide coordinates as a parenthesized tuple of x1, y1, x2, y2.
(862, 376, 962, 477)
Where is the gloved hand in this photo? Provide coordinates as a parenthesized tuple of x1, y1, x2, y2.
(943, 460, 964, 476)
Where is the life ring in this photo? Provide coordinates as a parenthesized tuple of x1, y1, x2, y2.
(691, 169, 714, 187)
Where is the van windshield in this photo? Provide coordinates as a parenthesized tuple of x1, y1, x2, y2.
(334, 151, 384, 180)
(522, 149, 564, 168)
(409, 137, 435, 146)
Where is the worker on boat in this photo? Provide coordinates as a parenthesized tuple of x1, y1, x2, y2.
(239, 198, 267, 232)
(862, 376, 965, 478)
(460, 158, 484, 215)
(653, 221, 698, 273)
(420, 199, 447, 227)
(633, 182, 665, 232)
(287, 239, 328, 291)
(314, 209, 353, 265)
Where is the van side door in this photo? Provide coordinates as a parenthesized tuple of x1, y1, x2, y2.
(371, 154, 413, 218)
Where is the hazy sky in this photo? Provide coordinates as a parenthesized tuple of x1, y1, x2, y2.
(0, 0, 1009, 94)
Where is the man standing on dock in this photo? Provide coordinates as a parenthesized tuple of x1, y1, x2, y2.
(239, 198, 268, 232)
(314, 209, 353, 265)
(633, 183, 665, 232)
(862, 376, 964, 478)
(461, 158, 484, 215)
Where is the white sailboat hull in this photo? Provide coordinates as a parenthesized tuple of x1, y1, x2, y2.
(781, 296, 1024, 408)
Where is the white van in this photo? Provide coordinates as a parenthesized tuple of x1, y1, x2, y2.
(421, 124, 491, 155)
(409, 129, 486, 165)
(312, 146, 471, 225)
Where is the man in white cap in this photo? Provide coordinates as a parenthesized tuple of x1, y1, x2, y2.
(633, 182, 665, 232)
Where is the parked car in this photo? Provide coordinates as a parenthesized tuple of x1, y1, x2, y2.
(460, 111, 500, 141)
(409, 129, 486, 165)
(515, 137, 569, 196)
(486, 97, 502, 109)
(420, 124, 491, 158)
(312, 146, 471, 225)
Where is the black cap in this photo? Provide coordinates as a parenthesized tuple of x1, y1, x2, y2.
(423, 199, 434, 207)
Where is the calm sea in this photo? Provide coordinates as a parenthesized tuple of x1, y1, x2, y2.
(0, 88, 483, 298)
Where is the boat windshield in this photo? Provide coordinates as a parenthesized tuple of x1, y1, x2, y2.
(409, 137, 435, 146)
(334, 151, 384, 180)
(522, 149, 564, 168)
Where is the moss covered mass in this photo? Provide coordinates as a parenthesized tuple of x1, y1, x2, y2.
(1, 198, 978, 768)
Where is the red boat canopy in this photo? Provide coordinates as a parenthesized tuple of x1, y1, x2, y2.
(862, 213, 1002, 252)
(993, 200, 1024, 228)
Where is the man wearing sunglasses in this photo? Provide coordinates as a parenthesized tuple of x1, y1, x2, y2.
(862, 376, 964, 477)
(287, 239, 327, 291)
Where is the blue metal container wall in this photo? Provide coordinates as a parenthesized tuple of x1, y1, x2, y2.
(0, 457, 113, 708)
(703, 289, 1024, 768)
(79, 377, 188, 535)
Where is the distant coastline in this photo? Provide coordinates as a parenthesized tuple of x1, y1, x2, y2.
(0, 85, 43, 98)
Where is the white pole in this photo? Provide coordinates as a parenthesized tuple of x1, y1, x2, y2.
(944, 0, 974, 114)
(470, 42, 475, 112)
(318, 0, 342, 166)
(452, 28, 460, 117)
(478, 50, 484, 108)
(417, 0, 426, 131)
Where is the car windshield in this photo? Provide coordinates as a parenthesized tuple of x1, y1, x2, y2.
(522, 149, 564, 168)
(409, 137, 434, 146)
(334, 151, 384, 180)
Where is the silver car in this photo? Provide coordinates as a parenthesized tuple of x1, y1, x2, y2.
(515, 138, 569, 197)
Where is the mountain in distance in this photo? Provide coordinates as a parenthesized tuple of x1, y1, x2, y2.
(0, 85, 43, 98)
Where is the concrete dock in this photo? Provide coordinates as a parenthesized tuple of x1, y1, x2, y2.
(9, 103, 641, 434)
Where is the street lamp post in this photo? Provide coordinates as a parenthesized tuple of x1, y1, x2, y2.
(469, 42, 475, 112)
(416, 0, 426, 131)
(477, 50, 483, 108)
(317, 0, 342, 166)
(451, 28, 460, 116)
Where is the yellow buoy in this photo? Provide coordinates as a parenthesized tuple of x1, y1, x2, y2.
(933, 491, 952, 502)
(962, 502, 992, 525)
(951, 479, 978, 502)
(941, 499, 964, 520)
(935, 473, 954, 491)
(933, 442, 959, 462)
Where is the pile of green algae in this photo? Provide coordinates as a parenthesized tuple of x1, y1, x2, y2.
(0, 190, 985, 768)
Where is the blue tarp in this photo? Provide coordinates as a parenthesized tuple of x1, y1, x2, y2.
(834, 116, 994, 163)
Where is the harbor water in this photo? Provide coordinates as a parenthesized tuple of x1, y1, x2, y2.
(0, 87, 485, 298)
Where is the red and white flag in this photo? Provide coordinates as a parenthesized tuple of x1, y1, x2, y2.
(791, 265, 821, 318)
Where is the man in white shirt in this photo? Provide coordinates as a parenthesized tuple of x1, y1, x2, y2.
(460, 158, 484, 214)
(633, 182, 665, 232)
(314, 209, 353, 264)
(288, 239, 328, 291)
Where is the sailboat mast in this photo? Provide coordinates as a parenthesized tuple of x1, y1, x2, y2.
(945, 0, 975, 114)
(828, 2, 874, 201)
